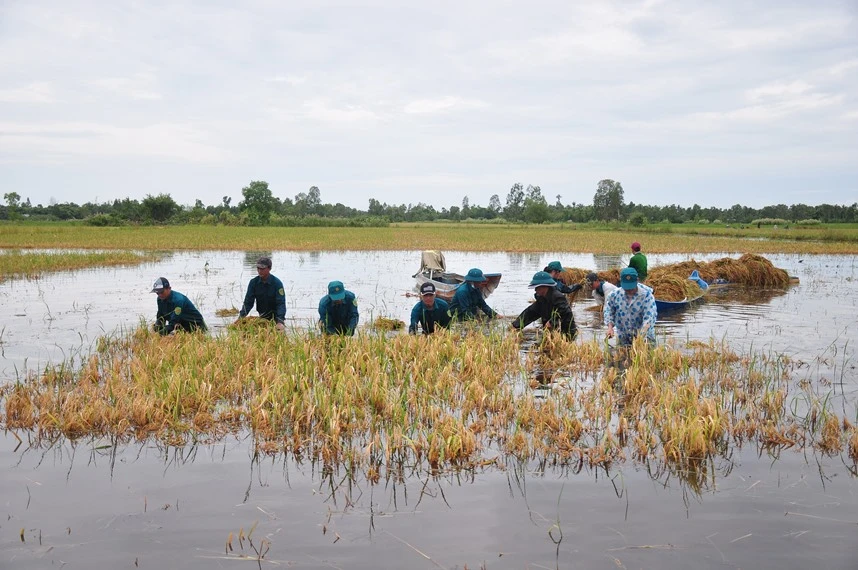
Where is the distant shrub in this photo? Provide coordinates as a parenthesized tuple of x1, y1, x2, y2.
(796, 219, 821, 226)
(712, 219, 723, 225)
(269, 215, 388, 228)
(628, 212, 646, 227)
(750, 218, 789, 226)
(85, 214, 124, 227)
(199, 214, 217, 225)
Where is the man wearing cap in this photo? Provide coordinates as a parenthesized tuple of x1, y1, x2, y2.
(151, 277, 207, 335)
(543, 261, 583, 295)
(409, 282, 452, 335)
(319, 280, 359, 336)
(586, 272, 618, 306)
(511, 271, 577, 339)
(628, 242, 648, 282)
(603, 267, 657, 346)
(449, 268, 499, 321)
(238, 256, 287, 331)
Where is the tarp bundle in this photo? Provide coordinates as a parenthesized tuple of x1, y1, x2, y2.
(417, 250, 446, 275)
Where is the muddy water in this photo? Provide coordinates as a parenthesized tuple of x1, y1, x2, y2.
(1, 251, 857, 569)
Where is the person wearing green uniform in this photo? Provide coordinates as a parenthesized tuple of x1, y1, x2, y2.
(151, 277, 207, 335)
(511, 271, 577, 339)
(238, 256, 287, 331)
(449, 268, 499, 321)
(319, 280, 359, 336)
(409, 282, 452, 335)
(629, 242, 648, 282)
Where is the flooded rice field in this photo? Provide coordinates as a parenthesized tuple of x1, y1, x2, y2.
(1, 251, 857, 569)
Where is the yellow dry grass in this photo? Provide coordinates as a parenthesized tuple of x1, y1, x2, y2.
(1, 326, 851, 491)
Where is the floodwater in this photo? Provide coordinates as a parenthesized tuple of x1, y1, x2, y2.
(1, 251, 857, 569)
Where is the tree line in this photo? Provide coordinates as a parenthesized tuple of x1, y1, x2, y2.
(2, 180, 856, 226)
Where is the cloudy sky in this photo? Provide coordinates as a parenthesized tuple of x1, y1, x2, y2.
(1, 1, 856, 211)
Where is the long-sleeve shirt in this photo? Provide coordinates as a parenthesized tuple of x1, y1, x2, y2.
(511, 288, 577, 339)
(629, 252, 648, 281)
(409, 298, 452, 334)
(553, 279, 581, 295)
(449, 283, 497, 320)
(603, 284, 657, 345)
(319, 291, 359, 335)
(592, 281, 618, 306)
(239, 275, 287, 324)
(155, 291, 207, 335)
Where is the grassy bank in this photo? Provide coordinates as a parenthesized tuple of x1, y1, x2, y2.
(1, 222, 857, 253)
(0, 250, 163, 281)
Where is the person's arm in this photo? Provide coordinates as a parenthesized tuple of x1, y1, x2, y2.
(437, 300, 452, 328)
(238, 279, 255, 318)
(274, 279, 287, 326)
(347, 296, 359, 336)
(639, 291, 658, 338)
(603, 294, 616, 338)
(511, 302, 538, 331)
(154, 300, 169, 335)
(475, 289, 498, 318)
(409, 303, 421, 334)
(318, 297, 333, 334)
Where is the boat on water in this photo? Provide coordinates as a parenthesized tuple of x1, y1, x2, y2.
(654, 270, 710, 313)
(412, 250, 502, 302)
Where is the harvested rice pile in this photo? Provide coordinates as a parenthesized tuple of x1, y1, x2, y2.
(371, 317, 406, 331)
(645, 273, 704, 302)
(228, 316, 274, 330)
(649, 254, 790, 288)
(565, 254, 790, 302)
(557, 268, 588, 286)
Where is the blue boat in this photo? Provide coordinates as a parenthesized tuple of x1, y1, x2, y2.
(654, 271, 709, 313)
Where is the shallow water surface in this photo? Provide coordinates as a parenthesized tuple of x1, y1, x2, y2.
(1, 251, 857, 568)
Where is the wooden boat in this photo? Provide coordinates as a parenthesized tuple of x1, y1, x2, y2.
(412, 251, 502, 303)
(654, 271, 709, 313)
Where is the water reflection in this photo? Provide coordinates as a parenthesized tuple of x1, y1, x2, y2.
(592, 253, 625, 272)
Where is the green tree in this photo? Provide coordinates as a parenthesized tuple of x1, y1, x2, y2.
(488, 194, 502, 216)
(4, 192, 21, 220)
(504, 183, 525, 221)
(141, 193, 179, 223)
(239, 180, 278, 225)
(523, 185, 550, 223)
(593, 179, 625, 221)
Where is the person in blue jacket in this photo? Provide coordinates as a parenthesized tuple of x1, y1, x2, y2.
(151, 277, 207, 335)
(319, 280, 359, 335)
(544, 261, 583, 295)
(409, 282, 451, 335)
(449, 268, 499, 321)
(238, 256, 287, 331)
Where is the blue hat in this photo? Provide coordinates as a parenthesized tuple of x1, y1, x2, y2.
(620, 267, 639, 290)
(545, 261, 563, 272)
(529, 271, 557, 288)
(464, 268, 486, 282)
(327, 280, 346, 301)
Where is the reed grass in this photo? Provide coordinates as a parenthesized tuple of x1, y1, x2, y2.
(2, 223, 857, 253)
(0, 250, 162, 281)
(2, 327, 853, 492)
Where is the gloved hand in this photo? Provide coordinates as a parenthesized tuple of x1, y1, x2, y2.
(569, 283, 583, 293)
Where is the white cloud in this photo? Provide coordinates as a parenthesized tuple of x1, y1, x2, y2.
(90, 72, 162, 100)
(0, 122, 226, 163)
(0, 82, 55, 103)
(0, 0, 855, 209)
(404, 96, 487, 114)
